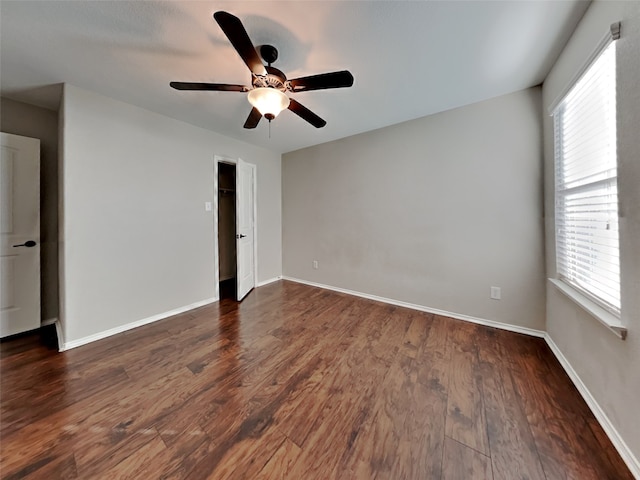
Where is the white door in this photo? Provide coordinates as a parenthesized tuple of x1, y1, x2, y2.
(235, 158, 256, 301)
(1, 132, 41, 338)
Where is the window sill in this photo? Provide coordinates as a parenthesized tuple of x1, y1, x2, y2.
(548, 278, 627, 340)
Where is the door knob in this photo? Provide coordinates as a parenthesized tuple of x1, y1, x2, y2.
(13, 240, 37, 248)
(236, 234, 246, 239)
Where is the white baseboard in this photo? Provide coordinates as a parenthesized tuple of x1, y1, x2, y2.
(54, 319, 65, 352)
(41, 317, 58, 327)
(257, 276, 282, 287)
(59, 297, 217, 352)
(544, 334, 640, 478)
(281, 276, 545, 338)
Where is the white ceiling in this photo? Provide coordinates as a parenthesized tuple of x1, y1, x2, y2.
(0, 0, 589, 154)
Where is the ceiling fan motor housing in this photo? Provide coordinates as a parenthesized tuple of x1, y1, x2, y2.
(253, 66, 288, 92)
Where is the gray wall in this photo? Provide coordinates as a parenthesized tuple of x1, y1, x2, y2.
(283, 88, 545, 330)
(543, 0, 640, 463)
(1, 97, 59, 322)
(60, 84, 282, 344)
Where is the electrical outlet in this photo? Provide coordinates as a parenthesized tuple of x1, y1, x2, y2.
(490, 286, 501, 300)
(313, 260, 319, 269)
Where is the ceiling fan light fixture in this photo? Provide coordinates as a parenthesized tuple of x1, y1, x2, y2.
(248, 87, 290, 120)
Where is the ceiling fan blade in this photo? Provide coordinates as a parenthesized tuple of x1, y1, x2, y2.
(288, 99, 326, 128)
(243, 107, 262, 129)
(213, 11, 267, 77)
(170, 82, 249, 92)
(288, 70, 354, 92)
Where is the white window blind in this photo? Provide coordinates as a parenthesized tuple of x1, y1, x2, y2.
(553, 35, 620, 316)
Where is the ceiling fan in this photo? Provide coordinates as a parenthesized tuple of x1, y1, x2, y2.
(170, 11, 354, 129)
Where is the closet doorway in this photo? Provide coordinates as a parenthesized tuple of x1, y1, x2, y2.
(214, 156, 257, 302)
(217, 162, 236, 299)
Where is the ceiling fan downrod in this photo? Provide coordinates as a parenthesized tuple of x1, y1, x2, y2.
(259, 45, 278, 67)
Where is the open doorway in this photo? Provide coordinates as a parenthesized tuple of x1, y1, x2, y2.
(214, 155, 256, 302)
(217, 162, 236, 300)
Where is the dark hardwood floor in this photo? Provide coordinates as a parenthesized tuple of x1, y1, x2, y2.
(0, 281, 633, 479)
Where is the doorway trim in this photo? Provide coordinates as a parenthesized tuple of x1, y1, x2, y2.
(213, 155, 258, 301)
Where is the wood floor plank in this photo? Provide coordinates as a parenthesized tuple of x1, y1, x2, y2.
(281, 388, 375, 479)
(2, 363, 131, 437)
(399, 310, 433, 359)
(200, 426, 285, 480)
(1, 451, 78, 480)
(193, 330, 324, 440)
(1, 280, 633, 479)
(380, 317, 451, 479)
(445, 322, 489, 455)
(477, 328, 546, 480)
(0, 376, 139, 475)
(157, 433, 219, 480)
(122, 327, 229, 382)
(442, 436, 492, 480)
(280, 307, 391, 477)
(446, 347, 489, 454)
(366, 305, 412, 364)
(272, 298, 388, 448)
(62, 315, 177, 366)
(256, 437, 302, 480)
(507, 337, 634, 480)
(415, 314, 451, 391)
(70, 367, 214, 471)
(390, 379, 448, 479)
(334, 357, 411, 479)
(270, 369, 332, 448)
(102, 435, 169, 480)
(75, 429, 165, 479)
(585, 416, 636, 480)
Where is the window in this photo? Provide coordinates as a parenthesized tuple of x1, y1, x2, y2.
(553, 27, 620, 317)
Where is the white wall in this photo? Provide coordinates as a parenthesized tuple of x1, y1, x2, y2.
(283, 88, 545, 330)
(1, 97, 59, 323)
(60, 84, 281, 345)
(543, 0, 640, 469)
